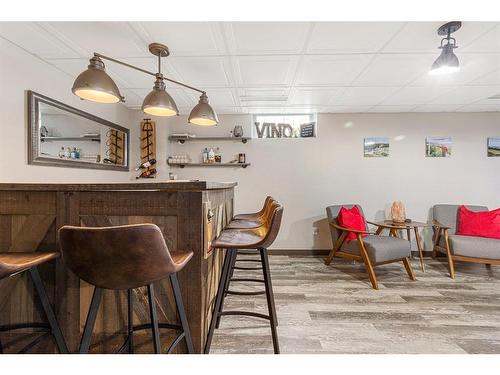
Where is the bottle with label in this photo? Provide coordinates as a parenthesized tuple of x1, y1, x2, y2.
(215, 147, 222, 163)
(208, 148, 215, 164)
(58, 147, 65, 158)
(136, 168, 157, 179)
(135, 158, 157, 170)
(202, 148, 208, 163)
(64, 147, 71, 159)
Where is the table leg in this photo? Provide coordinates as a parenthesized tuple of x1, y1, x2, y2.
(413, 227, 425, 272)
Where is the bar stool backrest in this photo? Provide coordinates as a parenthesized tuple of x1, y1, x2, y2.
(257, 204, 284, 249)
(58, 224, 179, 290)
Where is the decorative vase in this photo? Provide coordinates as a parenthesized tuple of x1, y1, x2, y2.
(233, 125, 243, 137)
(391, 201, 406, 223)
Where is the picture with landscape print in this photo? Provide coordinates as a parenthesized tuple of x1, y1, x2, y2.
(488, 137, 500, 157)
(364, 137, 389, 157)
(426, 137, 452, 157)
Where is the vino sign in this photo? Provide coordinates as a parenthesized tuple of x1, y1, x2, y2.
(254, 121, 316, 139)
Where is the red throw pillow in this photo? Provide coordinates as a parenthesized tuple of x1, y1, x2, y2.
(337, 206, 367, 242)
(456, 205, 500, 239)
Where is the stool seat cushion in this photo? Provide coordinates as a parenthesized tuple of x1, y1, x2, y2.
(341, 235, 411, 264)
(212, 228, 266, 249)
(0, 251, 59, 280)
(225, 219, 263, 229)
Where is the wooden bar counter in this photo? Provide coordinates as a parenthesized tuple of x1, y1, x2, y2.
(0, 181, 235, 353)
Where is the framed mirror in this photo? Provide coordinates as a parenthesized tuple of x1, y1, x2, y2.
(27, 90, 129, 171)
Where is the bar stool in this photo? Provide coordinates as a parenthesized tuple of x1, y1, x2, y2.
(232, 196, 275, 221)
(0, 251, 68, 353)
(58, 223, 194, 354)
(225, 198, 277, 230)
(204, 203, 283, 354)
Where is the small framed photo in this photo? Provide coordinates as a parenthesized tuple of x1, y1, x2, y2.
(487, 137, 500, 157)
(364, 137, 389, 157)
(426, 137, 452, 157)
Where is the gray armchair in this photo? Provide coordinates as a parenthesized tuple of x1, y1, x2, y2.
(432, 204, 500, 278)
(325, 204, 415, 289)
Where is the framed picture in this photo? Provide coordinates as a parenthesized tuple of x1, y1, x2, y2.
(364, 137, 389, 157)
(426, 137, 452, 157)
(487, 137, 500, 157)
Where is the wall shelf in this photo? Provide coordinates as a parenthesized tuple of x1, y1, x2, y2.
(169, 135, 250, 144)
(168, 162, 250, 169)
(41, 136, 101, 142)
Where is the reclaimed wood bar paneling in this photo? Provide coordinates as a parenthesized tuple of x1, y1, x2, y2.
(0, 181, 235, 353)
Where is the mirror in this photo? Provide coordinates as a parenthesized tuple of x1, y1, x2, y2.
(27, 91, 129, 171)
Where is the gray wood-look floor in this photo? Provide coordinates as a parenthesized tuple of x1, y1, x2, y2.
(210, 254, 500, 354)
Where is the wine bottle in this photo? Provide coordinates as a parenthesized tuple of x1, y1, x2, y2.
(136, 168, 157, 179)
(135, 159, 157, 170)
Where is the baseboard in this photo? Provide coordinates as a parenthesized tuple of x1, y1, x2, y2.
(268, 249, 435, 257)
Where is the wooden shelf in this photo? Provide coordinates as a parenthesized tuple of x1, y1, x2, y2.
(168, 162, 250, 169)
(41, 136, 100, 142)
(169, 135, 250, 144)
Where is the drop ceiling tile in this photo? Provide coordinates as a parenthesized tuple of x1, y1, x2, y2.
(462, 24, 500, 52)
(40, 22, 148, 57)
(383, 22, 497, 53)
(296, 55, 373, 86)
(430, 86, 500, 105)
(0, 22, 80, 59)
(412, 104, 463, 112)
(381, 86, 455, 105)
(368, 105, 417, 112)
(334, 86, 400, 106)
(289, 88, 344, 105)
(187, 88, 236, 107)
(471, 67, 500, 86)
(131, 22, 224, 56)
(235, 56, 298, 86)
(168, 57, 232, 87)
(307, 22, 403, 53)
(119, 89, 143, 108)
(323, 105, 373, 113)
(354, 54, 435, 86)
(224, 22, 310, 54)
(412, 53, 500, 86)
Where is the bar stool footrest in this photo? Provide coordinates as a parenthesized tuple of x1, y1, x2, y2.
(116, 323, 185, 354)
(232, 266, 263, 271)
(230, 278, 265, 283)
(218, 310, 271, 321)
(226, 290, 266, 296)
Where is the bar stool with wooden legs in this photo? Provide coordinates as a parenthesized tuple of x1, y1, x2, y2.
(204, 204, 283, 354)
(0, 252, 68, 353)
(58, 224, 194, 354)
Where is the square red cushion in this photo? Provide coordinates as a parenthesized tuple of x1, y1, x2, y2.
(456, 205, 500, 239)
(337, 206, 367, 242)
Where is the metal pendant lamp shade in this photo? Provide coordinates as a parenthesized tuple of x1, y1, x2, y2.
(142, 78, 179, 117)
(72, 56, 122, 103)
(429, 43, 460, 75)
(188, 93, 219, 126)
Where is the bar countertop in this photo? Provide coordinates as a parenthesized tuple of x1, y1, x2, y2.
(0, 180, 237, 192)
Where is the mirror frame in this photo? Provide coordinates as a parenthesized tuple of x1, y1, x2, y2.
(27, 90, 130, 171)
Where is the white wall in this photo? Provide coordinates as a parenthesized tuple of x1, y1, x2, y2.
(165, 112, 500, 250)
(0, 37, 139, 182)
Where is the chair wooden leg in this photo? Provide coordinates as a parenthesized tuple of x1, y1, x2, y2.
(403, 257, 416, 281)
(324, 249, 336, 265)
(444, 231, 455, 279)
(356, 236, 378, 290)
(325, 232, 346, 265)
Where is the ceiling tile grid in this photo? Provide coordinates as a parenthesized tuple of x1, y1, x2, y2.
(1, 21, 500, 114)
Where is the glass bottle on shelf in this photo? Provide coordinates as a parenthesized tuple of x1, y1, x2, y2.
(215, 147, 222, 163)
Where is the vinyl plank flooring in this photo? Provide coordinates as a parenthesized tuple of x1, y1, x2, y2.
(209, 256, 500, 354)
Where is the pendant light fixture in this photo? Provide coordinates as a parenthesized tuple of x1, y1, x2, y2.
(429, 21, 461, 76)
(71, 42, 218, 126)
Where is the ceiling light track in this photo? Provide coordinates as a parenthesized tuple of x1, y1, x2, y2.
(72, 42, 218, 126)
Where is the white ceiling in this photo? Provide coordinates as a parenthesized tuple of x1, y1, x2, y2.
(2, 21, 500, 114)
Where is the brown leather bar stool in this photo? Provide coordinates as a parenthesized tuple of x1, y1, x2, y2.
(225, 197, 277, 230)
(58, 223, 194, 354)
(204, 203, 283, 354)
(0, 252, 68, 353)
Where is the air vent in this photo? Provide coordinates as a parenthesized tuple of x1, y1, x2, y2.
(487, 94, 500, 99)
(240, 95, 288, 103)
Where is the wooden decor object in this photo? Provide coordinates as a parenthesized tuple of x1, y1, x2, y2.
(106, 129, 125, 165)
(140, 119, 156, 178)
